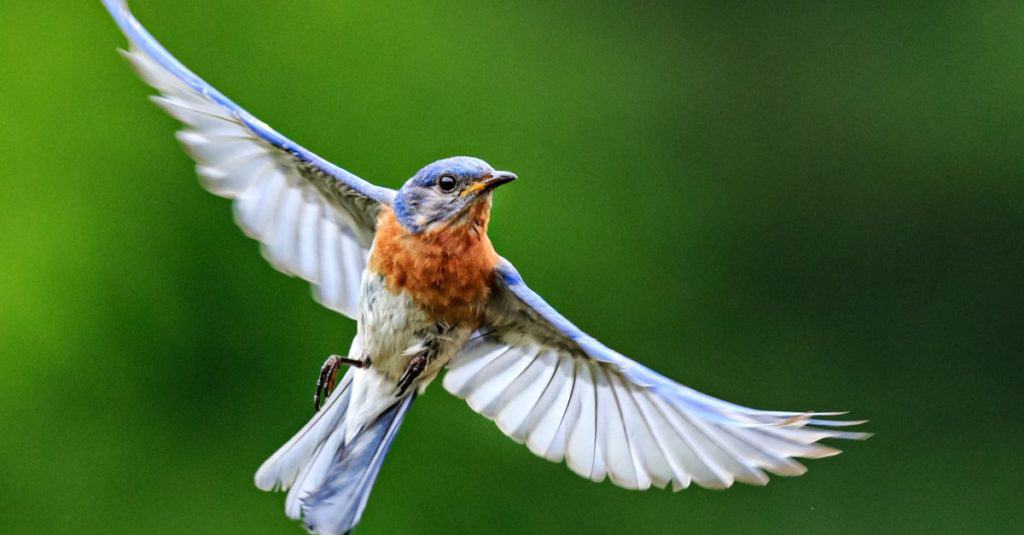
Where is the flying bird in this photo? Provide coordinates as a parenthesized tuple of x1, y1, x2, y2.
(102, 1, 868, 533)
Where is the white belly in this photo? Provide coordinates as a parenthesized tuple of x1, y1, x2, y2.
(357, 269, 470, 376)
(341, 269, 472, 440)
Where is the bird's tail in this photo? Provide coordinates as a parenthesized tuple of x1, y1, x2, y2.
(255, 368, 415, 535)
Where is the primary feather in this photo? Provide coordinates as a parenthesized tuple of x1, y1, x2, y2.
(444, 260, 869, 492)
(103, 2, 869, 534)
(103, 0, 389, 319)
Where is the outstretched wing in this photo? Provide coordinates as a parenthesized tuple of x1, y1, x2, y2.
(103, 0, 394, 318)
(444, 259, 869, 491)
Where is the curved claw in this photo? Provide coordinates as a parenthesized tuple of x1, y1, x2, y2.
(314, 355, 365, 412)
(396, 354, 428, 397)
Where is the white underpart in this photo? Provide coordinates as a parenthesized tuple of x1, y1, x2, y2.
(106, 0, 867, 509)
(344, 367, 397, 444)
(359, 269, 470, 377)
(256, 266, 472, 517)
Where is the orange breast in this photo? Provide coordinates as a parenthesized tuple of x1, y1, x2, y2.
(369, 204, 500, 325)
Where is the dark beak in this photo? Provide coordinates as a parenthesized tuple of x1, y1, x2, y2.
(464, 170, 517, 198)
(482, 170, 517, 191)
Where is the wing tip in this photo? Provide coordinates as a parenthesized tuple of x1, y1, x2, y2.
(253, 470, 280, 493)
(828, 430, 874, 441)
(102, 0, 136, 39)
(101, 0, 128, 15)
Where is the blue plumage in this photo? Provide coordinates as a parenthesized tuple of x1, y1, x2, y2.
(393, 156, 503, 233)
(496, 260, 867, 435)
(101, 0, 394, 206)
(103, 1, 869, 532)
(301, 394, 415, 535)
(406, 157, 493, 187)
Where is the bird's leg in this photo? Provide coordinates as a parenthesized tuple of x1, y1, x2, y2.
(396, 354, 428, 397)
(314, 354, 366, 412)
(396, 324, 450, 397)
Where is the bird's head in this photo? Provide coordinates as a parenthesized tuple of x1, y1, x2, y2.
(393, 156, 516, 234)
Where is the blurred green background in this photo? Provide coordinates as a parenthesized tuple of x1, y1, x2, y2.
(1, 1, 1022, 533)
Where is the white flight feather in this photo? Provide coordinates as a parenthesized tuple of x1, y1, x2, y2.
(564, 362, 597, 479)
(118, 43, 376, 321)
(494, 350, 558, 438)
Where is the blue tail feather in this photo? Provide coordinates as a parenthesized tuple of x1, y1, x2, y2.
(300, 394, 416, 535)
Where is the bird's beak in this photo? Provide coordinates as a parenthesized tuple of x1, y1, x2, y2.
(461, 171, 517, 198)
(482, 171, 517, 192)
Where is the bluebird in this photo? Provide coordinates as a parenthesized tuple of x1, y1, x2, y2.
(103, 2, 869, 534)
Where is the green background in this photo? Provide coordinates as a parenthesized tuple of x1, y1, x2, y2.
(1, 1, 1021, 533)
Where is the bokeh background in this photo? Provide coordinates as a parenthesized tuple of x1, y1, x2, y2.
(2, 1, 1022, 533)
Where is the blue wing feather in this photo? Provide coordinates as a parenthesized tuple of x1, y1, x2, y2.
(444, 260, 868, 491)
(102, 0, 395, 206)
(494, 260, 863, 432)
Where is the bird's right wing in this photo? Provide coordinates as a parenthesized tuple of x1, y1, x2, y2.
(104, 0, 394, 318)
(445, 259, 869, 491)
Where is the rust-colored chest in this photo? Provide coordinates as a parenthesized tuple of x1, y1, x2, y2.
(368, 205, 499, 325)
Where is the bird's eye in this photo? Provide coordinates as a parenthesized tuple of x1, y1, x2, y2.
(437, 174, 457, 192)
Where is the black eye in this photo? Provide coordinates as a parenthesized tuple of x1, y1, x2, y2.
(437, 174, 457, 192)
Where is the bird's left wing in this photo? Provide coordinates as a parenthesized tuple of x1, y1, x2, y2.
(104, 0, 394, 318)
(444, 259, 868, 491)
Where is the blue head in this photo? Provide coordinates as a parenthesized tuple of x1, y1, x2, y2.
(393, 156, 517, 233)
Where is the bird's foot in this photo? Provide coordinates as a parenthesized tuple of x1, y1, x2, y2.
(314, 354, 365, 412)
(396, 354, 428, 397)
